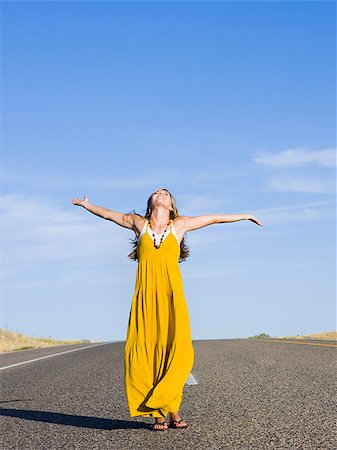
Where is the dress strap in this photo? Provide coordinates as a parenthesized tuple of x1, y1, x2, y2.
(137, 218, 148, 241)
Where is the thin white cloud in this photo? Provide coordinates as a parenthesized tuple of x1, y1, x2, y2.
(266, 176, 335, 194)
(253, 148, 336, 168)
(254, 200, 335, 225)
(1, 193, 334, 287)
(0, 193, 134, 266)
(186, 199, 335, 233)
(259, 207, 332, 225)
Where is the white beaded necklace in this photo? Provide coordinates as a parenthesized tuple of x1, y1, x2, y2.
(148, 220, 170, 249)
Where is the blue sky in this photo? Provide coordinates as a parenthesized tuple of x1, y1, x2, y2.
(1, 1, 335, 342)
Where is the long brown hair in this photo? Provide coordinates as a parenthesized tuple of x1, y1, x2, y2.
(127, 188, 189, 263)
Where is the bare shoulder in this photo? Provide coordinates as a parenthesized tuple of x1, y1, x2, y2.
(172, 216, 189, 235)
(130, 214, 146, 236)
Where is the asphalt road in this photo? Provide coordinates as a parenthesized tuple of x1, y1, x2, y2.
(0, 339, 336, 450)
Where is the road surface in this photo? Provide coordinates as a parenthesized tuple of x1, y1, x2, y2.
(1, 339, 336, 449)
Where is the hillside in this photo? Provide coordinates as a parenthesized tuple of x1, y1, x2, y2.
(251, 331, 336, 341)
(2, 328, 336, 353)
(277, 331, 337, 341)
(0, 328, 94, 353)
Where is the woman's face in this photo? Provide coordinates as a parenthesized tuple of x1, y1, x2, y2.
(150, 189, 172, 209)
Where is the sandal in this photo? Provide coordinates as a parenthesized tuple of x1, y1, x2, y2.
(169, 418, 188, 429)
(152, 420, 168, 431)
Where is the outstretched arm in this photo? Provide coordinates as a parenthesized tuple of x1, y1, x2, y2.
(178, 213, 264, 233)
(71, 195, 143, 233)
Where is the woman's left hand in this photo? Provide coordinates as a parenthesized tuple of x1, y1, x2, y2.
(248, 215, 264, 226)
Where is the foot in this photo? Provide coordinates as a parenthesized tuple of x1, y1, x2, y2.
(169, 415, 188, 429)
(152, 418, 168, 431)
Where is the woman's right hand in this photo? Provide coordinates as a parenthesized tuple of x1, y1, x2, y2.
(72, 195, 89, 207)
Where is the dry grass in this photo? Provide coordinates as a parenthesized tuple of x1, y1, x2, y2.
(0, 328, 93, 353)
(2, 328, 335, 354)
(277, 330, 337, 341)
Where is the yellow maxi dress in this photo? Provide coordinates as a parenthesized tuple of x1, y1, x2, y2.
(124, 219, 194, 418)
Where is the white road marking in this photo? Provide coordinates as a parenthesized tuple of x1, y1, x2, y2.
(0, 342, 115, 371)
(186, 372, 198, 385)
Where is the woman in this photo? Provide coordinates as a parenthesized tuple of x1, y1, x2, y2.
(72, 188, 263, 431)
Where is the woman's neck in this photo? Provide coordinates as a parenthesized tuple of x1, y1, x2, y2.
(150, 207, 170, 229)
